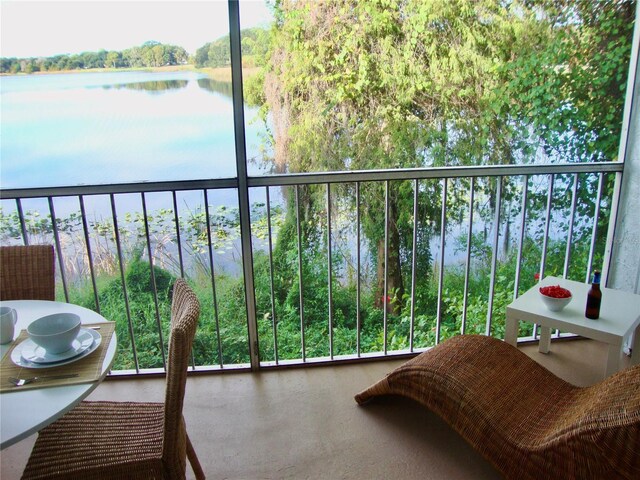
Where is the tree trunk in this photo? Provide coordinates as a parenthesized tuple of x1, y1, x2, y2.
(375, 198, 404, 315)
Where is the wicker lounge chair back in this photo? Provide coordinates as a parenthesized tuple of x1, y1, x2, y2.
(0, 245, 55, 301)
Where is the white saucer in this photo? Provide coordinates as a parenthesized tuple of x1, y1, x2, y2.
(21, 329, 96, 364)
(11, 328, 102, 369)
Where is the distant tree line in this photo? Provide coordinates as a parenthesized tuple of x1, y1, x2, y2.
(1, 27, 268, 74)
(0, 41, 188, 74)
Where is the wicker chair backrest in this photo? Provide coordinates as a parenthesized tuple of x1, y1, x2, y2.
(162, 278, 201, 476)
(0, 245, 55, 301)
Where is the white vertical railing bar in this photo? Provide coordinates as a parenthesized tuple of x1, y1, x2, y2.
(512, 176, 528, 341)
(383, 181, 389, 354)
(539, 174, 555, 280)
(514, 175, 529, 301)
(228, 0, 260, 370)
(486, 177, 502, 337)
(141, 192, 167, 370)
(409, 179, 419, 350)
(47, 197, 69, 302)
(110, 193, 139, 373)
(171, 191, 196, 369)
(534, 174, 554, 340)
(326, 183, 334, 359)
(356, 182, 361, 356)
(78, 195, 101, 313)
(203, 190, 224, 367)
(563, 174, 579, 279)
(436, 178, 447, 344)
(265, 186, 279, 364)
(15, 199, 28, 245)
(555, 174, 580, 338)
(462, 177, 475, 334)
(171, 191, 185, 278)
(586, 173, 605, 283)
(295, 185, 306, 361)
(556, 173, 579, 337)
(602, 172, 623, 287)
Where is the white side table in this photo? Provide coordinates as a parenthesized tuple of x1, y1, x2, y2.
(505, 276, 640, 377)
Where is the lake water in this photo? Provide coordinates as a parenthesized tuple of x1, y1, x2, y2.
(0, 70, 278, 275)
(1, 70, 269, 189)
(0, 70, 594, 279)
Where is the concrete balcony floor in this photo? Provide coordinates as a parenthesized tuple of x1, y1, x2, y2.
(1, 338, 631, 479)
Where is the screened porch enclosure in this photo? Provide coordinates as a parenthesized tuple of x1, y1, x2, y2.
(1, 1, 638, 376)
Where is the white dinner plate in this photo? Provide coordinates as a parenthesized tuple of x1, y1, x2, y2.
(11, 328, 102, 369)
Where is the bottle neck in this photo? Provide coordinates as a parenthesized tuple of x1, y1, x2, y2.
(592, 271, 601, 286)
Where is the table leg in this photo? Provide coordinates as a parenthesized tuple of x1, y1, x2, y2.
(631, 325, 640, 367)
(605, 344, 623, 377)
(538, 326, 551, 354)
(504, 316, 518, 346)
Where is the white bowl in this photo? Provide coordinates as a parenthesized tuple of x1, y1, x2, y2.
(27, 313, 81, 354)
(539, 290, 572, 312)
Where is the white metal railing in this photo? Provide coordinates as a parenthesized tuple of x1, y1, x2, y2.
(0, 161, 624, 375)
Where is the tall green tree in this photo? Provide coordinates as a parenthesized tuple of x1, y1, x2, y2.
(250, 0, 634, 309)
(506, 0, 635, 162)
(257, 0, 534, 309)
(106, 51, 121, 68)
(194, 27, 269, 68)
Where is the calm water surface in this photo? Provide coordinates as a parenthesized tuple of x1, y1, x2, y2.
(1, 70, 268, 189)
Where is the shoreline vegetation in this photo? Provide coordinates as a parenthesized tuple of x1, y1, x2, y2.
(0, 28, 267, 79)
(0, 64, 259, 81)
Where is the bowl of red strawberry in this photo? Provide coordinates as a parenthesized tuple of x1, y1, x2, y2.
(539, 285, 572, 312)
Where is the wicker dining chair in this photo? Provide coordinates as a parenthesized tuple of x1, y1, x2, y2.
(0, 245, 55, 301)
(22, 278, 205, 480)
(355, 334, 640, 480)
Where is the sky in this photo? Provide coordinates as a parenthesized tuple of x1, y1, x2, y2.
(0, 0, 273, 58)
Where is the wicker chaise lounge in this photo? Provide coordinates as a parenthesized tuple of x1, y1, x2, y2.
(355, 335, 640, 480)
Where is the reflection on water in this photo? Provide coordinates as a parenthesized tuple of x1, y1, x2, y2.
(1, 70, 271, 189)
(97, 78, 233, 98)
(197, 78, 233, 98)
(103, 79, 189, 93)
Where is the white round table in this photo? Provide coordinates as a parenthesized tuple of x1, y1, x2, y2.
(0, 300, 117, 449)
